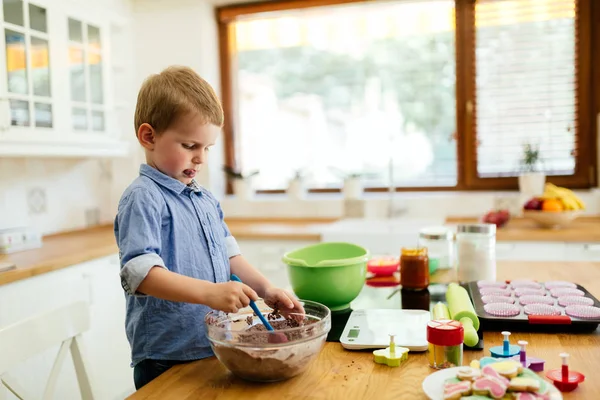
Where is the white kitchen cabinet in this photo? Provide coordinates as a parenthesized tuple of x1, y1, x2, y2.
(495, 241, 568, 261)
(0, 254, 134, 400)
(0, 0, 131, 158)
(564, 243, 600, 261)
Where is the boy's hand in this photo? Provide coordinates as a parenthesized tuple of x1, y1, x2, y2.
(263, 287, 305, 317)
(205, 281, 258, 313)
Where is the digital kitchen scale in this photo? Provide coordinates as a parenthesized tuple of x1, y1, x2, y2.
(340, 309, 430, 351)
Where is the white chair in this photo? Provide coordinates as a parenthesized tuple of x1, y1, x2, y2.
(0, 302, 95, 400)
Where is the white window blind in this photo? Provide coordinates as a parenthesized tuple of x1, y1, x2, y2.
(474, 0, 577, 177)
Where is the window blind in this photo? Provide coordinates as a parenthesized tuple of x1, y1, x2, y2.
(474, 0, 577, 178)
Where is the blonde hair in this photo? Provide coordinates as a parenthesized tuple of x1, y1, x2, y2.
(134, 66, 224, 135)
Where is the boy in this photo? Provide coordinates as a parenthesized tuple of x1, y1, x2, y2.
(114, 66, 304, 389)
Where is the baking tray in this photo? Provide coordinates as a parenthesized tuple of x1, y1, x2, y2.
(466, 280, 600, 333)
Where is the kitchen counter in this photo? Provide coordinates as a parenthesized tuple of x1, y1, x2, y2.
(2, 215, 599, 287)
(447, 216, 600, 242)
(0, 218, 332, 286)
(128, 261, 600, 400)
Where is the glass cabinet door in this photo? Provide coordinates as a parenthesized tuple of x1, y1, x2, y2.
(2, 0, 52, 128)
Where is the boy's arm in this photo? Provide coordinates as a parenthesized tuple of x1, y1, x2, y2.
(230, 255, 304, 314)
(116, 187, 256, 312)
(138, 266, 256, 312)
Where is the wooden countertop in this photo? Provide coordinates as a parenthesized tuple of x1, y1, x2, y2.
(0, 225, 119, 286)
(2, 215, 599, 287)
(0, 218, 332, 287)
(128, 261, 600, 400)
(447, 216, 600, 242)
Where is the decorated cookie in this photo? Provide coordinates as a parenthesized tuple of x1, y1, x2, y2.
(488, 360, 522, 379)
(471, 376, 508, 399)
(457, 366, 482, 381)
(443, 380, 472, 400)
(481, 365, 509, 384)
(509, 377, 541, 392)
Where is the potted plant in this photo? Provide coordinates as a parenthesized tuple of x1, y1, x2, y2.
(223, 166, 259, 200)
(518, 143, 545, 196)
(330, 167, 364, 200)
(287, 169, 307, 200)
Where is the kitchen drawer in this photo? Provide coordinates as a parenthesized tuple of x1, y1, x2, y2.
(495, 241, 567, 261)
(565, 243, 600, 261)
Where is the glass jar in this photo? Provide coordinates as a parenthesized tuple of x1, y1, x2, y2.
(456, 223, 496, 282)
(400, 247, 429, 290)
(418, 227, 455, 273)
(427, 319, 464, 369)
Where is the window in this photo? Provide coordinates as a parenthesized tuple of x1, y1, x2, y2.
(464, 0, 594, 189)
(218, 0, 599, 193)
(2, 0, 52, 128)
(68, 18, 105, 132)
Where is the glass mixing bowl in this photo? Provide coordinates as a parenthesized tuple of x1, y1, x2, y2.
(205, 299, 331, 382)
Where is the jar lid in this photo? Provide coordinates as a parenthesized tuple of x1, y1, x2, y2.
(456, 223, 496, 236)
(427, 319, 464, 346)
(419, 227, 453, 240)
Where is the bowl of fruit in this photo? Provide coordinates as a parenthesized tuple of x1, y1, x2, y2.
(523, 183, 585, 228)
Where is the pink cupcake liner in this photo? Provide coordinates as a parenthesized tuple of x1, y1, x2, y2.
(519, 295, 555, 306)
(484, 302, 521, 317)
(523, 304, 561, 316)
(558, 296, 594, 307)
(514, 288, 547, 297)
(481, 295, 515, 304)
(544, 281, 577, 290)
(479, 287, 512, 297)
(550, 288, 584, 298)
(565, 305, 600, 319)
(510, 280, 542, 289)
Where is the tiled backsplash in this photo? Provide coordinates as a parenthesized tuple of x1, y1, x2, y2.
(0, 159, 116, 235)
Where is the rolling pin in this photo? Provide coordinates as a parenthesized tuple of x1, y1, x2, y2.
(446, 282, 480, 347)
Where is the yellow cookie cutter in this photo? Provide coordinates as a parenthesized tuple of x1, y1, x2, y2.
(373, 334, 409, 367)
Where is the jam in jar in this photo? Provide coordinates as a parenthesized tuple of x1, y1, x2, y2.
(400, 247, 430, 290)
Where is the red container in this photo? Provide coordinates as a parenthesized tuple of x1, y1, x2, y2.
(367, 256, 399, 276)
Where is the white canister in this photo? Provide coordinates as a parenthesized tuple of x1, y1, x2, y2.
(455, 223, 496, 282)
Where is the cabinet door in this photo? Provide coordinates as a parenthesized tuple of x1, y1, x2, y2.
(565, 243, 600, 262)
(0, 255, 135, 400)
(495, 241, 567, 261)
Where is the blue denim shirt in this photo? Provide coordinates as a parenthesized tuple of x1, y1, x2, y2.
(114, 164, 240, 366)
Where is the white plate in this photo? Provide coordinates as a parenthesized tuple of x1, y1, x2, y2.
(422, 366, 563, 400)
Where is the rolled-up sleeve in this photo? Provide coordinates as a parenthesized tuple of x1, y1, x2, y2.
(215, 199, 240, 258)
(116, 188, 168, 296)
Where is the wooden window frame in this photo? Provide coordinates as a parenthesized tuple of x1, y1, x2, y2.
(217, 0, 599, 194)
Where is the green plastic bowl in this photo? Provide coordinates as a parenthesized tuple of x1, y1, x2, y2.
(282, 242, 369, 311)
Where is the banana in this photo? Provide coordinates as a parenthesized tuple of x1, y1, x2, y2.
(541, 183, 585, 210)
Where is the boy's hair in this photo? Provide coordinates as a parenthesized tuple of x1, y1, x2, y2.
(134, 66, 224, 135)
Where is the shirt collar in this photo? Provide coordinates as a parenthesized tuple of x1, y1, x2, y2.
(139, 164, 202, 194)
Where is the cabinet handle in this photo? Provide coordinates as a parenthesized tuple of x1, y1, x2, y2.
(584, 244, 600, 252)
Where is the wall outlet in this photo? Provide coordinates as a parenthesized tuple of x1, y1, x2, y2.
(85, 208, 101, 227)
(27, 187, 47, 215)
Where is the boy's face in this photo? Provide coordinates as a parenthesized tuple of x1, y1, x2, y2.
(139, 113, 220, 185)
